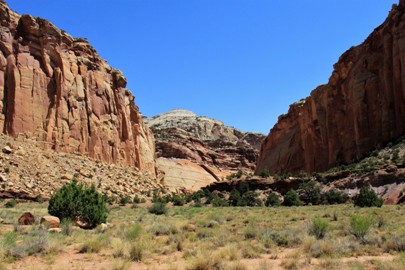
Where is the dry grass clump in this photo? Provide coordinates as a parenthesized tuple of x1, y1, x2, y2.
(226, 261, 247, 270)
(187, 252, 224, 270)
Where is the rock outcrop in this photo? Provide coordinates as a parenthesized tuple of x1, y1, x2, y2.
(0, 1, 155, 176)
(145, 109, 265, 171)
(144, 109, 265, 191)
(256, 2, 405, 175)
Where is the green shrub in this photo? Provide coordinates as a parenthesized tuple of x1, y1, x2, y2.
(298, 181, 321, 205)
(226, 169, 243, 180)
(259, 169, 270, 178)
(133, 195, 141, 204)
(4, 198, 18, 208)
(265, 193, 281, 207)
(48, 180, 107, 229)
(322, 189, 348, 204)
(310, 218, 328, 239)
(229, 189, 242, 206)
(148, 202, 167, 215)
(119, 196, 131, 206)
(212, 196, 229, 207)
(350, 214, 374, 242)
(353, 187, 383, 207)
(171, 194, 185, 206)
(34, 195, 44, 203)
(242, 191, 262, 206)
(126, 224, 142, 240)
(283, 190, 302, 206)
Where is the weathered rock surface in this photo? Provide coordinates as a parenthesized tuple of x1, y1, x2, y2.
(256, 2, 405, 175)
(40, 215, 60, 228)
(0, 1, 155, 176)
(145, 109, 265, 171)
(0, 133, 162, 201)
(144, 109, 265, 191)
(157, 157, 230, 192)
(18, 212, 35, 225)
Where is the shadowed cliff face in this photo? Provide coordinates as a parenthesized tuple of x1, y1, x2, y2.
(0, 2, 156, 176)
(256, 1, 405, 175)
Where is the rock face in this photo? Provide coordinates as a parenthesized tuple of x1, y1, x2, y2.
(144, 109, 265, 191)
(18, 212, 35, 225)
(256, 2, 405, 175)
(0, 1, 155, 176)
(145, 109, 265, 171)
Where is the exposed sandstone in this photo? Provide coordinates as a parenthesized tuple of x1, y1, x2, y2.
(145, 109, 265, 191)
(256, 2, 405, 175)
(0, 1, 155, 176)
(40, 215, 60, 228)
(145, 109, 265, 171)
(18, 212, 35, 225)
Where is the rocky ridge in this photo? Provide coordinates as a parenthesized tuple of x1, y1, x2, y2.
(0, 1, 155, 176)
(256, 2, 405, 175)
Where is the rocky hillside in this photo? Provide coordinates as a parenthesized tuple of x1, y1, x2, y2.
(256, 1, 405, 175)
(0, 1, 155, 176)
(145, 109, 264, 170)
(144, 109, 265, 191)
(208, 137, 405, 204)
(0, 133, 163, 201)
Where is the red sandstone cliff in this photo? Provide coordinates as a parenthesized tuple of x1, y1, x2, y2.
(256, 1, 405, 175)
(0, 1, 156, 176)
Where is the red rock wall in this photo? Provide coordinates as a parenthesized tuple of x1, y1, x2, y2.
(0, 2, 156, 176)
(256, 2, 405, 175)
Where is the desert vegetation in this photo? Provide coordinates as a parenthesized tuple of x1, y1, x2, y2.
(0, 199, 404, 269)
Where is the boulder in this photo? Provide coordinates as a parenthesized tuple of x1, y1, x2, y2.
(40, 215, 60, 228)
(18, 212, 35, 225)
(48, 228, 62, 233)
(2, 145, 12, 154)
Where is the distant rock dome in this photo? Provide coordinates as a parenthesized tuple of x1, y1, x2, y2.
(155, 109, 196, 118)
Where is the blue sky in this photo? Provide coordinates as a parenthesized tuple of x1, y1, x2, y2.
(8, 0, 395, 134)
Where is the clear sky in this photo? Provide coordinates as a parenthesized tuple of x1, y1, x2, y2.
(7, 0, 395, 134)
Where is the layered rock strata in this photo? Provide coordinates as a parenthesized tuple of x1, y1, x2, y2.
(0, 1, 155, 176)
(144, 109, 265, 191)
(256, 2, 405, 175)
(145, 109, 265, 171)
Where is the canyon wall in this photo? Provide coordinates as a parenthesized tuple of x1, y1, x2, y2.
(256, 1, 405, 175)
(0, 1, 156, 176)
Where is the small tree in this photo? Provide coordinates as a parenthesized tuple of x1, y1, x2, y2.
(265, 193, 281, 207)
(353, 187, 383, 207)
(48, 180, 107, 229)
(322, 189, 348, 204)
(148, 202, 168, 215)
(283, 190, 302, 206)
(242, 191, 262, 206)
(298, 181, 321, 205)
(229, 189, 242, 206)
